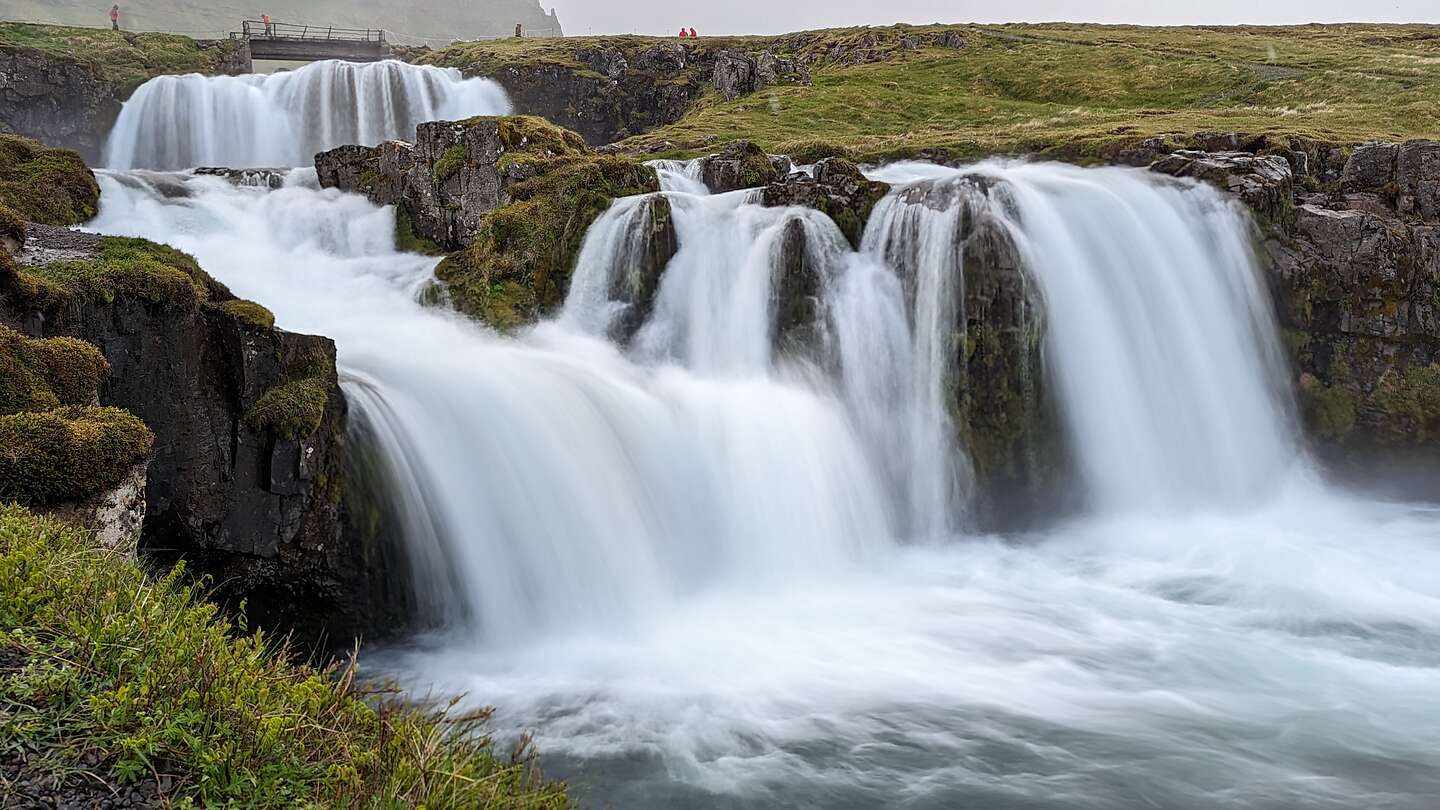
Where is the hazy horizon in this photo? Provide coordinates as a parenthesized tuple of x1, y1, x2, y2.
(548, 0, 1439, 36)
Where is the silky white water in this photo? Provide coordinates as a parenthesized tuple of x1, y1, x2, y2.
(83, 162, 1440, 809)
(104, 60, 511, 170)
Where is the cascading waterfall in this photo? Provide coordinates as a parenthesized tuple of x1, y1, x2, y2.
(81, 149, 1440, 809)
(104, 60, 511, 170)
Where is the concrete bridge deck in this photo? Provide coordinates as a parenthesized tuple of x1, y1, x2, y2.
(235, 20, 389, 63)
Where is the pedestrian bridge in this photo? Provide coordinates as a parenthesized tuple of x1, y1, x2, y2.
(234, 20, 390, 63)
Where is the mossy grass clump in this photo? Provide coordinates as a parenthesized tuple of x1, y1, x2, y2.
(0, 324, 108, 415)
(773, 138, 857, 165)
(1299, 355, 1359, 442)
(27, 236, 229, 310)
(0, 406, 153, 505)
(246, 345, 335, 442)
(0, 504, 571, 808)
(0, 134, 99, 226)
(216, 298, 277, 330)
(433, 144, 468, 184)
(0, 203, 25, 245)
(437, 154, 658, 328)
(494, 115, 589, 155)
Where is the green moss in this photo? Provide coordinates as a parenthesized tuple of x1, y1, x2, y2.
(26, 236, 227, 310)
(0, 22, 228, 87)
(433, 145, 468, 184)
(0, 203, 25, 244)
(494, 115, 589, 155)
(1299, 355, 1358, 441)
(773, 139, 857, 164)
(216, 299, 277, 330)
(0, 135, 99, 227)
(246, 375, 330, 442)
(1373, 363, 1440, 443)
(395, 207, 444, 256)
(357, 168, 383, 191)
(0, 406, 153, 505)
(0, 504, 570, 808)
(0, 325, 108, 416)
(437, 153, 658, 328)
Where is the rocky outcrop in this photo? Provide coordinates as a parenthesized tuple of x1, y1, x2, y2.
(318, 116, 663, 328)
(694, 140, 791, 194)
(1150, 138, 1440, 467)
(712, 49, 811, 101)
(762, 158, 890, 247)
(3, 225, 390, 646)
(0, 47, 119, 164)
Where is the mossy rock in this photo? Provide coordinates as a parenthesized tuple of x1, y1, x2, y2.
(437, 154, 658, 329)
(0, 135, 99, 227)
(433, 145, 468, 184)
(395, 207, 444, 256)
(0, 204, 25, 246)
(215, 299, 277, 330)
(493, 115, 589, 156)
(773, 139, 858, 165)
(24, 236, 230, 310)
(0, 324, 108, 416)
(0, 405, 153, 506)
(246, 344, 335, 442)
(1372, 363, 1440, 444)
(1299, 372, 1358, 442)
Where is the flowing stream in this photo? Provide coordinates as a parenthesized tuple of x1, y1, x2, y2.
(81, 71, 1440, 809)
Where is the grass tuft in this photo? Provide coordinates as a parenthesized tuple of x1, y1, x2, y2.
(0, 134, 99, 226)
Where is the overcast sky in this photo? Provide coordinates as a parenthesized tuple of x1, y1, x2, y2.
(545, 1, 1438, 36)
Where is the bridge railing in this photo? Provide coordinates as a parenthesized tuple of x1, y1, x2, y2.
(239, 20, 385, 43)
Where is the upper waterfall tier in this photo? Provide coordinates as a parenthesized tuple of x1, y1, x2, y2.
(103, 60, 511, 171)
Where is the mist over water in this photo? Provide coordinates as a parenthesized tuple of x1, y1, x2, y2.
(103, 60, 511, 170)
(83, 152, 1440, 808)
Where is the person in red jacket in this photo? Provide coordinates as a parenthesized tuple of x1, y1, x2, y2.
(689, 27, 697, 38)
(109, 4, 120, 30)
(678, 27, 689, 39)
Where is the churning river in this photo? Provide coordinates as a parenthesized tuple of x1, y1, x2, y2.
(82, 59, 1440, 809)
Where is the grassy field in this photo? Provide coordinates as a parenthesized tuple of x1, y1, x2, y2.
(0, 21, 224, 86)
(582, 23, 1440, 160)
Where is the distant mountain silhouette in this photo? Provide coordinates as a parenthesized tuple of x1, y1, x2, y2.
(0, 0, 562, 44)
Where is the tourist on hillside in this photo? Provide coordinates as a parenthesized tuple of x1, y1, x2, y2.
(678, 27, 689, 39)
(689, 27, 698, 38)
(109, 4, 120, 30)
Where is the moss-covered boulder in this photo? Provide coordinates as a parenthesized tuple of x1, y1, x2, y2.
(0, 323, 108, 415)
(0, 405, 154, 506)
(0, 134, 99, 227)
(697, 140, 785, 193)
(760, 157, 889, 248)
(318, 115, 661, 330)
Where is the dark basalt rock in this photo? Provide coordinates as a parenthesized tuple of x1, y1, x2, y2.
(761, 158, 891, 248)
(696, 140, 782, 194)
(3, 224, 395, 648)
(0, 47, 119, 164)
(608, 194, 678, 345)
(1151, 149, 1295, 227)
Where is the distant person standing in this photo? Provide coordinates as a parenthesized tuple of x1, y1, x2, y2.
(515, 22, 523, 38)
(689, 27, 698, 38)
(109, 4, 120, 30)
(261, 13, 273, 36)
(678, 27, 689, 39)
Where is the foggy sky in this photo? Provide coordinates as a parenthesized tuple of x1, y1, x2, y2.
(547, 0, 1438, 36)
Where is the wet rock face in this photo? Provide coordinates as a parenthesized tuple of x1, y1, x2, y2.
(608, 194, 677, 345)
(0, 47, 119, 163)
(317, 119, 513, 251)
(41, 461, 148, 553)
(761, 158, 891, 248)
(4, 224, 388, 647)
(1152, 137, 1440, 461)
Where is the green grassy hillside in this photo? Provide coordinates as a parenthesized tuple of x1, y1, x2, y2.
(0, 22, 227, 85)
(605, 23, 1440, 160)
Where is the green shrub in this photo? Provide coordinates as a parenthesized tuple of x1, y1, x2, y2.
(0, 134, 99, 226)
(0, 325, 108, 415)
(0, 406, 153, 505)
(0, 504, 570, 808)
(216, 298, 277, 330)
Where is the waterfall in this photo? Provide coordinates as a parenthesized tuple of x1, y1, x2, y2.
(81, 162, 1440, 810)
(103, 60, 511, 170)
